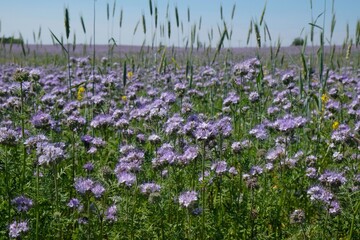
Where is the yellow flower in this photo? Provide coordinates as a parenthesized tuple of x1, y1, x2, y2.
(77, 86, 85, 101)
(321, 93, 329, 104)
(121, 96, 127, 101)
(127, 71, 133, 79)
(332, 121, 339, 130)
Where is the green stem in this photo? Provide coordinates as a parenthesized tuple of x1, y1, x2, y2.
(36, 163, 40, 240)
(20, 81, 26, 192)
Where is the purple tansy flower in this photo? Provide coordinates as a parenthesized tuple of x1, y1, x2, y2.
(31, 111, 52, 129)
(83, 162, 94, 172)
(67, 198, 81, 208)
(0, 127, 19, 146)
(179, 146, 199, 165)
(266, 146, 286, 162)
(105, 205, 117, 222)
(65, 114, 86, 131)
(9, 220, 29, 238)
(223, 92, 240, 106)
(148, 134, 161, 145)
(328, 200, 341, 215)
(249, 124, 268, 140)
(273, 114, 307, 132)
(249, 91, 260, 102)
(231, 141, 242, 153)
(318, 170, 347, 188)
(139, 183, 161, 195)
(90, 114, 114, 129)
(201, 66, 216, 77)
(116, 171, 136, 187)
(307, 186, 334, 204)
(267, 106, 280, 115)
(81, 135, 93, 149)
(36, 142, 66, 165)
(194, 121, 217, 141)
(11, 196, 33, 212)
(165, 114, 184, 135)
(306, 167, 318, 178)
(160, 91, 176, 104)
(178, 191, 198, 208)
(331, 124, 353, 142)
(211, 161, 228, 175)
(228, 167, 238, 175)
(233, 58, 261, 79)
(281, 70, 295, 85)
(216, 117, 233, 137)
(174, 82, 187, 96)
(24, 134, 48, 149)
(75, 177, 94, 194)
(115, 118, 129, 129)
(152, 144, 178, 168)
(249, 166, 263, 176)
(91, 137, 106, 147)
(91, 183, 106, 198)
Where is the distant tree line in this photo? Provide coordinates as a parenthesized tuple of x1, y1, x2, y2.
(0, 37, 24, 44)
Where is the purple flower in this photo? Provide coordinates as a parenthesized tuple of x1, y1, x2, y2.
(228, 167, 238, 175)
(281, 70, 295, 85)
(211, 161, 228, 175)
(306, 167, 318, 178)
(165, 114, 184, 135)
(223, 92, 240, 106)
(83, 162, 94, 172)
(307, 186, 334, 204)
(31, 111, 53, 129)
(233, 58, 261, 79)
(11, 196, 33, 212)
(116, 171, 136, 187)
(81, 134, 93, 149)
(148, 134, 161, 145)
(74, 177, 94, 194)
(179, 146, 199, 165)
(139, 183, 161, 195)
(265, 146, 285, 162)
(249, 166, 263, 176)
(67, 198, 81, 208)
(216, 117, 233, 137)
(36, 142, 66, 165)
(331, 124, 353, 142)
(65, 114, 86, 131)
(328, 200, 341, 215)
(249, 91, 260, 102)
(194, 122, 217, 141)
(152, 144, 178, 168)
(91, 183, 106, 198)
(9, 220, 29, 238)
(90, 114, 114, 129)
(272, 114, 307, 133)
(318, 170, 347, 188)
(231, 142, 242, 153)
(0, 127, 19, 146)
(249, 124, 268, 140)
(105, 205, 117, 222)
(178, 191, 198, 208)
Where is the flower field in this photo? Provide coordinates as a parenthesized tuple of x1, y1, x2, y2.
(1, 1, 360, 239)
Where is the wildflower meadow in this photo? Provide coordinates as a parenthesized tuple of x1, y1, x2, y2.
(0, 0, 360, 239)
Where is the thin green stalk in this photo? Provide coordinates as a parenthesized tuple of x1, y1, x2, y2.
(20, 81, 26, 192)
(36, 163, 40, 240)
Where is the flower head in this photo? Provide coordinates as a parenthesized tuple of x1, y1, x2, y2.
(9, 220, 29, 238)
(178, 191, 198, 208)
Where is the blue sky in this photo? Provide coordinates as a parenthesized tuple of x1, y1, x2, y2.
(0, 0, 359, 47)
